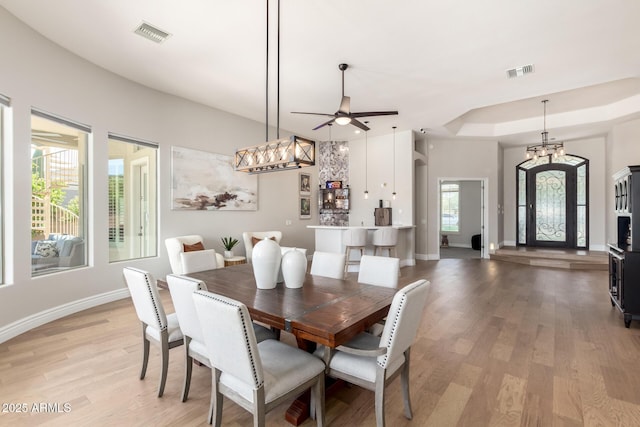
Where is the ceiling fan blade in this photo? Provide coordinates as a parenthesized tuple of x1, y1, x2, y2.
(350, 118, 370, 131)
(338, 96, 350, 114)
(313, 118, 337, 130)
(291, 111, 336, 118)
(349, 110, 399, 118)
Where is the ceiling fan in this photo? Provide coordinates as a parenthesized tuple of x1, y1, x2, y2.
(292, 63, 398, 131)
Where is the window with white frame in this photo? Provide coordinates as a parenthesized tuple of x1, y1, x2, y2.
(31, 110, 89, 276)
(108, 134, 158, 262)
(441, 182, 460, 233)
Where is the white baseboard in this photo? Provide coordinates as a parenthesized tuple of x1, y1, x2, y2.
(503, 240, 516, 247)
(447, 243, 472, 249)
(400, 258, 416, 267)
(0, 288, 130, 344)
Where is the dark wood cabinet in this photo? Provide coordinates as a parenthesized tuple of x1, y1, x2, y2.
(609, 246, 640, 327)
(609, 165, 640, 327)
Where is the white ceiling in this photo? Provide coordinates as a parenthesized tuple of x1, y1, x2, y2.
(2, 0, 640, 145)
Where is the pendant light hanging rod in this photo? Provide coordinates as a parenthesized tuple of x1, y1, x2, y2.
(392, 126, 397, 200)
(276, 0, 280, 139)
(265, 0, 281, 140)
(265, 0, 269, 141)
(364, 121, 369, 199)
(234, 0, 315, 173)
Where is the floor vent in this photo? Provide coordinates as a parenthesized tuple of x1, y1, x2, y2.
(506, 64, 535, 79)
(134, 22, 171, 44)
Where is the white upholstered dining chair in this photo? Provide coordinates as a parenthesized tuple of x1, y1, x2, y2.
(310, 251, 347, 279)
(167, 274, 277, 402)
(166, 274, 208, 401)
(358, 255, 401, 336)
(242, 231, 282, 263)
(192, 290, 326, 426)
(123, 267, 184, 397)
(165, 235, 225, 274)
(180, 249, 219, 274)
(358, 255, 400, 288)
(315, 279, 430, 427)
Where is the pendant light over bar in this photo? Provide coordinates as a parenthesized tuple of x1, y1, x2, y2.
(235, 0, 315, 174)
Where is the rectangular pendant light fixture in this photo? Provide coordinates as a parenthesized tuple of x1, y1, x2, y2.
(235, 135, 315, 174)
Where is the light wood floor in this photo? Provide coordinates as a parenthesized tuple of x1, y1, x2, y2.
(2, 259, 639, 426)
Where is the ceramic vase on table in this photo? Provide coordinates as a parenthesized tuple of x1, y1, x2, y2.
(224, 250, 233, 258)
(281, 248, 307, 289)
(252, 238, 282, 289)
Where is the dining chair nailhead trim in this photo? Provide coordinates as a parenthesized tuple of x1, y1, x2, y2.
(198, 291, 262, 388)
(378, 292, 406, 368)
(128, 267, 166, 331)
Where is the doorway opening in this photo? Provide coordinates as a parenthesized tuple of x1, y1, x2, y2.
(438, 178, 488, 259)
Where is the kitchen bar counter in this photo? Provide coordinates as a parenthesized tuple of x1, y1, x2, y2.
(307, 225, 415, 271)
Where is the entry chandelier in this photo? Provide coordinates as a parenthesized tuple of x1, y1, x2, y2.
(525, 99, 564, 160)
(235, 0, 315, 174)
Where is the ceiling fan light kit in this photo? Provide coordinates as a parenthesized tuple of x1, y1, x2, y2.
(292, 63, 398, 131)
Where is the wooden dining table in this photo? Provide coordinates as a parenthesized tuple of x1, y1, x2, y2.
(159, 263, 398, 425)
(181, 262, 396, 349)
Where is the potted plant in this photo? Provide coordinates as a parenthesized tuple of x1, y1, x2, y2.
(221, 236, 239, 258)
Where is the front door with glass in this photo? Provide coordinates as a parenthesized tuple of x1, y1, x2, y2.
(517, 155, 588, 249)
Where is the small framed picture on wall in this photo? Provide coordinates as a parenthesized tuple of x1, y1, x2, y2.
(299, 172, 311, 195)
(300, 197, 311, 219)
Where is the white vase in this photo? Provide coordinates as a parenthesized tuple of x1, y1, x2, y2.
(252, 238, 282, 289)
(224, 250, 233, 258)
(281, 248, 307, 289)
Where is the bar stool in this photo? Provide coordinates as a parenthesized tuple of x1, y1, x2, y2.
(373, 227, 398, 257)
(343, 228, 368, 274)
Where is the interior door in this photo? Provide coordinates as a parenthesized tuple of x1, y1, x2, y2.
(527, 164, 576, 248)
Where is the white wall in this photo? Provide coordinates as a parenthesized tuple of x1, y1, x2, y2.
(348, 130, 414, 227)
(0, 8, 319, 340)
(502, 137, 606, 250)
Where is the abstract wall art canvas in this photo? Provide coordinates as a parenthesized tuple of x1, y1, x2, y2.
(171, 146, 258, 210)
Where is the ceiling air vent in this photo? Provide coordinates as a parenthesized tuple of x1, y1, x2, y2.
(506, 64, 535, 79)
(134, 22, 171, 44)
